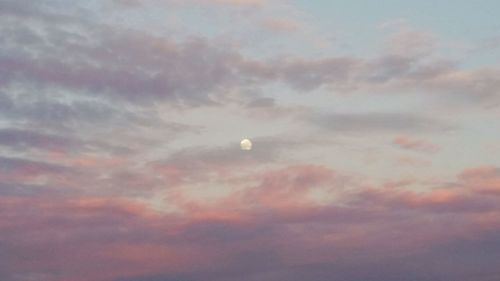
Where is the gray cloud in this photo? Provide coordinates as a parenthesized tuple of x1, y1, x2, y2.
(0, 128, 137, 156)
(1, 1, 499, 120)
(149, 138, 284, 183)
(0, 156, 69, 174)
(308, 112, 454, 134)
(0, 91, 164, 134)
(0, 17, 265, 107)
(0, 128, 76, 150)
(277, 57, 363, 91)
(245, 97, 275, 108)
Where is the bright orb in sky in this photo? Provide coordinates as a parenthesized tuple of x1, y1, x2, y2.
(240, 139, 252, 150)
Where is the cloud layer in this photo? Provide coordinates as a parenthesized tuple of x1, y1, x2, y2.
(1, 1, 500, 281)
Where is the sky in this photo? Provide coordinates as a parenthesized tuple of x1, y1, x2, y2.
(1, 0, 500, 280)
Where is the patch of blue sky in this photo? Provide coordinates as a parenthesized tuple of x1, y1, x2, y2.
(293, 0, 500, 64)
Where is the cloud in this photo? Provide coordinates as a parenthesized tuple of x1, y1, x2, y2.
(0, 128, 77, 151)
(277, 57, 363, 91)
(114, 0, 269, 8)
(308, 112, 454, 134)
(383, 28, 436, 58)
(459, 166, 500, 195)
(393, 136, 440, 153)
(1, 2, 500, 281)
(0, 156, 68, 175)
(2, 2, 500, 116)
(0, 34, 248, 106)
(0, 91, 147, 130)
(0, 0, 81, 23)
(0, 4, 273, 108)
(148, 136, 299, 185)
(261, 18, 300, 32)
(394, 155, 432, 167)
(2, 166, 500, 281)
(0, 156, 72, 187)
(209, 0, 267, 7)
(245, 97, 275, 108)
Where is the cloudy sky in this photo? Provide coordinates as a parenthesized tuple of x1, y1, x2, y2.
(1, 0, 500, 280)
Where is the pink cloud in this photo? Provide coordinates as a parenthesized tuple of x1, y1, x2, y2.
(209, 0, 267, 7)
(393, 136, 440, 153)
(2, 165, 500, 280)
(459, 166, 500, 194)
(395, 155, 432, 166)
(262, 18, 300, 32)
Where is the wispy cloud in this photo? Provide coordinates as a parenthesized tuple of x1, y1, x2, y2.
(393, 136, 440, 153)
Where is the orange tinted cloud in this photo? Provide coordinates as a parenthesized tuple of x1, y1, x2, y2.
(393, 136, 440, 153)
(262, 18, 300, 32)
(460, 166, 500, 194)
(2, 165, 500, 280)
